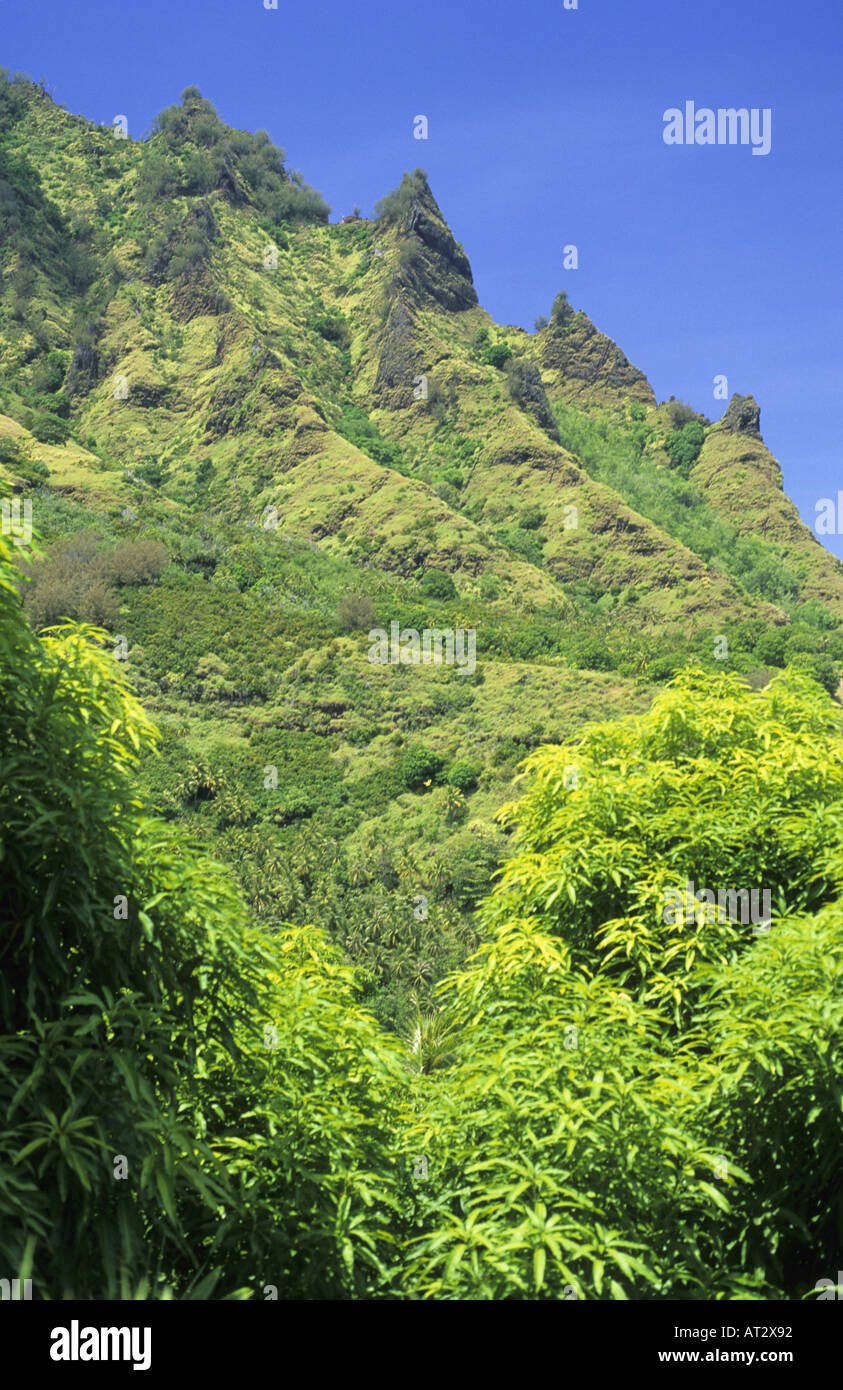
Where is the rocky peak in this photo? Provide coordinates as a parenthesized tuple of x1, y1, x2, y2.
(720, 393, 762, 438)
(536, 292, 655, 409)
(376, 170, 477, 313)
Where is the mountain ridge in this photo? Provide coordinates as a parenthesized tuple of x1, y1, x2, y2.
(1, 78, 840, 630)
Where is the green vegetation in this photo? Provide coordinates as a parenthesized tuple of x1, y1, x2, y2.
(3, 537, 841, 1299)
(420, 568, 457, 600)
(374, 167, 428, 224)
(336, 405, 406, 470)
(666, 418, 705, 475)
(553, 404, 810, 609)
(400, 744, 446, 790)
(2, 73, 843, 1303)
(138, 87, 329, 224)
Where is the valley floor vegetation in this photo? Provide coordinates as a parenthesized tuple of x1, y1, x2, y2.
(2, 529, 842, 1300)
(11, 490, 841, 1034)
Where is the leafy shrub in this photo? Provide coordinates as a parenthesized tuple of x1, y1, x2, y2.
(338, 592, 377, 631)
(519, 505, 546, 531)
(273, 787, 315, 824)
(420, 569, 456, 600)
(397, 237, 423, 270)
(76, 578, 120, 627)
(0, 436, 25, 467)
(647, 654, 679, 682)
(482, 343, 513, 370)
(400, 745, 446, 790)
(0, 437, 49, 484)
(30, 412, 70, 445)
(374, 168, 427, 224)
(665, 419, 705, 475)
(753, 628, 787, 667)
(313, 313, 350, 347)
(551, 289, 570, 321)
(789, 652, 838, 694)
(135, 462, 166, 488)
(99, 539, 169, 586)
(567, 634, 616, 671)
(447, 759, 480, 793)
(792, 600, 838, 631)
(494, 525, 545, 568)
(33, 349, 69, 395)
(337, 405, 406, 471)
(665, 398, 698, 430)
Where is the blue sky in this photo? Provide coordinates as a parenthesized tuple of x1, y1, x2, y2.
(2, 0, 842, 555)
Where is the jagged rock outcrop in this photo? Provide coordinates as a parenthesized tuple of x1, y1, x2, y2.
(379, 173, 478, 314)
(535, 294, 656, 409)
(720, 393, 762, 438)
(371, 176, 477, 409)
(373, 296, 421, 411)
(401, 182, 477, 312)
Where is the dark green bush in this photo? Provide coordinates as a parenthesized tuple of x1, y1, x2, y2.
(790, 652, 838, 695)
(665, 420, 705, 475)
(30, 412, 70, 445)
(337, 592, 376, 631)
(420, 569, 456, 600)
(519, 505, 546, 531)
(401, 745, 446, 790)
(313, 313, 350, 347)
(374, 168, 427, 224)
(567, 635, 616, 672)
(447, 759, 480, 793)
(754, 628, 787, 667)
(482, 343, 513, 370)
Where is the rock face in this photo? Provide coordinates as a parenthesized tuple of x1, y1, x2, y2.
(536, 296, 656, 409)
(720, 393, 762, 438)
(398, 176, 478, 313)
(505, 359, 560, 441)
(373, 176, 478, 409)
(373, 296, 420, 411)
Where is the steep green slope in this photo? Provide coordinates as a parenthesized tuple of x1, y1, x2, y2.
(690, 394, 843, 620)
(5, 80, 837, 631)
(3, 74, 843, 1024)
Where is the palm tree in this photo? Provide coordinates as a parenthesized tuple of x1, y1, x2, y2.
(404, 1004, 462, 1075)
(409, 957, 434, 991)
(389, 947, 414, 982)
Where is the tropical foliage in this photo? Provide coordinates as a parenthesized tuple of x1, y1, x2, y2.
(2, 528, 840, 1299)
